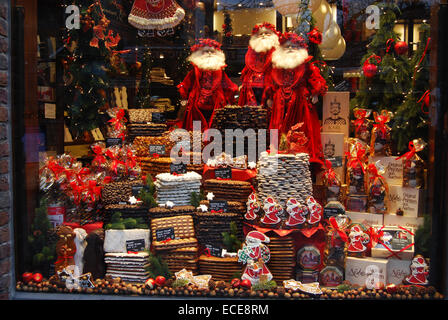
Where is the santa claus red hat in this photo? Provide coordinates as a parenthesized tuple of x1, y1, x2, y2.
(412, 255, 427, 267)
(246, 230, 270, 243)
(252, 22, 278, 36)
(279, 32, 308, 49)
(191, 38, 222, 52)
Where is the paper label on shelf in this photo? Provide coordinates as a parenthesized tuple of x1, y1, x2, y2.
(44, 103, 56, 119)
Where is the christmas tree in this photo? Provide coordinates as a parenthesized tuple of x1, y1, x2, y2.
(26, 200, 56, 277)
(222, 11, 233, 47)
(392, 23, 431, 154)
(63, 0, 126, 137)
(350, 2, 411, 113)
(135, 48, 153, 109)
(295, 0, 334, 88)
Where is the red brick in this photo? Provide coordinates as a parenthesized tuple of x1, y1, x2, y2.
(0, 124, 6, 140)
(0, 19, 6, 37)
(0, 38, 7, 54)
(0, 87, 6, 104)
(0, 243, 10, 260)
(0, 4, 7, 20)
(0, 259, 10, 276)
(0, 177, 7, 192)
(0, 211, 7, 226)
(0, 107, 7, 122)
(0, 71, 6, 86)
(0, 227, 8, 243)
(0, 141, 8, 157)
(0, 160, 7, 174)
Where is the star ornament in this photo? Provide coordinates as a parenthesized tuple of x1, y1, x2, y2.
(206, 192, 215, 201)
(197, 204, 208, 212)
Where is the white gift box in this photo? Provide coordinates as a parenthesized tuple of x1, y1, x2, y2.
(369, 156, 403, 186)
(387, 258, 412, 285)
(383, 214, 424, 230)
(387, 185, 425, 217)
(104, 229, 150, 253)
(370, 226, 415, 260)
(345, 257, 388, 288)
(346, 211, 384, 227)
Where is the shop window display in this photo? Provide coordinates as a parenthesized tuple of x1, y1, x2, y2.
(8, 0, 447, 301)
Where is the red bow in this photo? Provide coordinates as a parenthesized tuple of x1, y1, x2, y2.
(396, 141, 418, 161)
(152, 153, 160, 159)
(92, 145, 106, 165)
(203, 248, 212, 257)
(368, 226, 415, 260)
(211, 209, 224, 213)
(346, 146, 366, 173)
(353, 109, 369, 133)
(328, 216, 349, 246)
(324, 160, 339, 186)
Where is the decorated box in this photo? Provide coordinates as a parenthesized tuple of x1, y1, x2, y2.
(369, 156, 403, 186)
(345, 256, 388, 288)
(346, 211, 384, 227)
(370, 226, 415, 260)
(387, 258, 412, 285)
(387, 185, 425, 217)
(383, 214, 424, 230)
(322, 91, 350, 137)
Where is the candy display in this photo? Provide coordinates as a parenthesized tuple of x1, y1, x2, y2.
(15, 12, 445, 303)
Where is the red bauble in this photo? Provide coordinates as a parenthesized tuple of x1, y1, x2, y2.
(155, 276, 166, 286)
(240, 279, 252, 289)
(386, 283, 397, 294)
(32, 273, 43, 283)
(363, 63, 378, 78)
(145, 278, 155, 289)
(394, 41, 408, 55)
(22, 272, 33, 283)
(231, 278, 240, 288)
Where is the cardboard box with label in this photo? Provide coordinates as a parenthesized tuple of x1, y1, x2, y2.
(369, 156, 403, 186)
(387, 258, 412, 285)
(387, 185, 425, 217)
(346, 211, 384, 227)
(345, 257, 388, 288)
(322, 91, 350, 137)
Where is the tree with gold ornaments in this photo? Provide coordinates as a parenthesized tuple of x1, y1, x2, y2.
(350, 2, 411, 113)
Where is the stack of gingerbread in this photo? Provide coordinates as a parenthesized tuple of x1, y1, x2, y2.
(155, 171, 202, 206)
(150, 215, 198, 274)
(198, 255, 242, 281)
(266, 236, 296, 283)
(203, 179, 253, 203)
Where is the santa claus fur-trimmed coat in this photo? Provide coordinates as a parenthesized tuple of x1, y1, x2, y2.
(263, 57, 328, 164)
(178, 64, 238, 131)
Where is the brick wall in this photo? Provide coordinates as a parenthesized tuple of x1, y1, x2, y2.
(0, 0, 11, 301)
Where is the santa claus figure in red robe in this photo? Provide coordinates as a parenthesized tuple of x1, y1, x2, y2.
(404, 255, 429, 285)
(178, 39, 238, 131)
(237, 230, 272, 285)
(347, 225, 369, 254)
(263, 32, 328, 164)
(238, 22, 279, 106)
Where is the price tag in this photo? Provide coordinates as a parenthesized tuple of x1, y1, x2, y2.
(149, 144, 166, 155)
(204, 244, 223, 257)
(132, 185, 149, 197)
(106, 138, 123, 148)
(323, 206, 344, 219)
(126, 239, 146, 252)
(326, 156, 343, 168)
(209, 200, 228, 213)
(151, 112, 166, 123)
(155, 227, 175, 241)
(170, 163, 187, 174)
(214, 167, 232, 179)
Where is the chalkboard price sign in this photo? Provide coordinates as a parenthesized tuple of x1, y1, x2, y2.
(170, 163, 187, 174)
(149, 144, 166, 155)
(126, 239, 146, 252)
(151, 112, 166, 123)
(204, 244, 223, 257)
(155, 227, 175, 241)
(214, 167, 232, 179)
(106, 138, 123, 148)
(209, 200, 228, 213)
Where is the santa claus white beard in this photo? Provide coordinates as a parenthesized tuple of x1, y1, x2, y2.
(187, 50, 226, 71)
(249, 33, 279, 53)
(271, 47, 309, 69)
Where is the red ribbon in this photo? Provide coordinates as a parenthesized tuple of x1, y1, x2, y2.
(346, 145, 366, 173)
(418, 90, 430, 114)
(412, 37, 431, 87)
(328, 217, 349, 245)
(368, 226, 415, 260)
(396, 141, 417, 161)
(363, 54, 382, 67)
(92, 145, 106, 165)
(160, 238, 172, 244)
(211, 209, 224, 213)
(203, 248, 212, 257)
(353, 109, 369, 133)
(324, 160, 339, 186)
(373, 114, 390, 138)
(386, 38, 395, 54)
(152, 153, 160, 159)
(127, 251, 139, 254)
